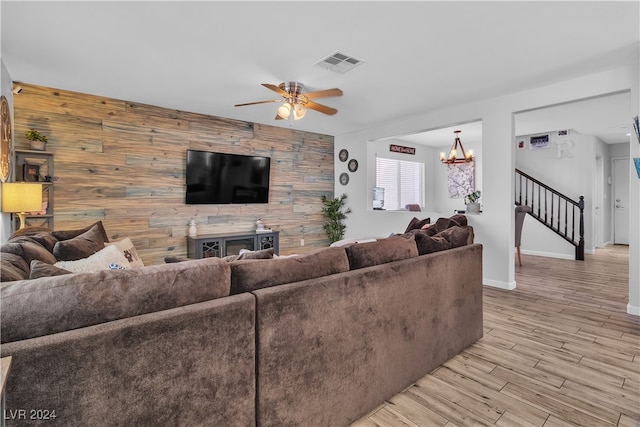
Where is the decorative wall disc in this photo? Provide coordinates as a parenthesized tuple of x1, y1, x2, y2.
(338, 149, 349, 162)
(348, 159, 358, 172)
(339, 172, 349, 186)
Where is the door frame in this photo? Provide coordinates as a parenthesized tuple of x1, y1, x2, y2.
(611, 156, 630, 245)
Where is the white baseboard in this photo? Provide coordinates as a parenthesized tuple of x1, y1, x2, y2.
(627, 303, 640, 316)
(521, 249, 574, 260)
(483, 279, 516, 290)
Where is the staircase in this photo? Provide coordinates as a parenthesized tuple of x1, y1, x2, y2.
(515, 168, 585, 261)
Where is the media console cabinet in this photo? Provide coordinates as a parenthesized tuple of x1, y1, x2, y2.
(187, 231, 279, 259)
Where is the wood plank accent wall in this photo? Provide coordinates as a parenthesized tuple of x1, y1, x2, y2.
(12, 83, 335, 265)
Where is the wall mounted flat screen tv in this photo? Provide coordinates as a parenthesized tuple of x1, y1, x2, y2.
(186, 149, 271, 204)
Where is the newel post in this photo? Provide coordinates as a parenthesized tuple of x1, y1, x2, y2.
(576, 195, 585, 261)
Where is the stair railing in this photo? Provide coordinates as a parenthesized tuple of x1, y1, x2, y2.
(515, 168, 585, 261)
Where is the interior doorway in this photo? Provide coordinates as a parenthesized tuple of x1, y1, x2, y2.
(612, 157, 630, 245)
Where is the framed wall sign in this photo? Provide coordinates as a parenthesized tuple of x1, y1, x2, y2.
(530, 134, 550, 149)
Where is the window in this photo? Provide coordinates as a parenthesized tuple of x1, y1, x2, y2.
(375, 156, 424, 210)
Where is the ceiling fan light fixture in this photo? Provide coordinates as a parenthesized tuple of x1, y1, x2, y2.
(293, 104, 307, 120)
(277, 103, 291, 119)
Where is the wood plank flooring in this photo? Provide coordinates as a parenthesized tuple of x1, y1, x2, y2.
(352, 245, 639, 427)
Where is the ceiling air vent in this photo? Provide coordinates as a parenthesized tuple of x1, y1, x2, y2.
(314, 51, 365, 74)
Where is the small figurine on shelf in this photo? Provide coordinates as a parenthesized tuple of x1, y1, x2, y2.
(25, 129, 48, 151)
(256, 218, 265, 231)
(188, 219, 197, 237)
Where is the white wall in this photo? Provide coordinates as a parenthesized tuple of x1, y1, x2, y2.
(0, 59, 14, 243)
(335, 66, 639, 310)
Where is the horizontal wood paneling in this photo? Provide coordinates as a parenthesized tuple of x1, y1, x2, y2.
(13, 83, 335, 264)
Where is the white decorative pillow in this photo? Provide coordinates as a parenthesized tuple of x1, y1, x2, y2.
(330, 237, 377, 247)
(54, 245, 131, 273)
(105, 237, 144, 267)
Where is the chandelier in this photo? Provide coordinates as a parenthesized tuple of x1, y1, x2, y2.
(440, 130, 474, 164)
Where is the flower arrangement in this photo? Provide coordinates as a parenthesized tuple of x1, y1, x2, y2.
(464, 190, 481, 205)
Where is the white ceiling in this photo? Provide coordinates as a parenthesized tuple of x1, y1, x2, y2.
(2, 1, 638, 145)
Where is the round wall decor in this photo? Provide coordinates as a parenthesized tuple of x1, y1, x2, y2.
(339, 172, 349, 186)
(338, 149, 349, 162)
(348, 159, 359, 172)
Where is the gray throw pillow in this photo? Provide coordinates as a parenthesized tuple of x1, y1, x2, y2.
(53, 223, 106, 261)
(29, 260, 72, 279)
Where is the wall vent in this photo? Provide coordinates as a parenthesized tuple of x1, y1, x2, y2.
(314, 51, 365, 74)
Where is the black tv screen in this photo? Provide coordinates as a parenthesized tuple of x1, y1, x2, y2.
(186, 149, 271, 204)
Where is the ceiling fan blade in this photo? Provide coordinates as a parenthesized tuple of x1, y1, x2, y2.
(305, 100, 338, 116)
(234, 99, 281, 107)
(262, 83, 290, 98)
(304, 88, 343, 99)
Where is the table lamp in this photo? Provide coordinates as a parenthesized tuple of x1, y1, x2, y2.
(1, 182, 43, 229)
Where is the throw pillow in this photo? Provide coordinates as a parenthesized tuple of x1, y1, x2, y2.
(0, 253, 30, 282)
(105, 237, 144, 267)
(409, 230, 452, 255)
(54, 244, 131, 273)
(404, 216, 431, 233)
(436, 225, 474, 248)
(51, 221, 110, 243)
(53, 223, 106, 261)
(164, 255, 192, 263)
(236, 248, 274, 260)
(29, 260, 72, 279)
(1, 240, 57, 266)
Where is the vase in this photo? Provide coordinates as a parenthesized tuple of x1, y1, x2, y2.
(30, 140, 46, 151)
(466, 202, 481, 214)
(188, 220, 197, 237)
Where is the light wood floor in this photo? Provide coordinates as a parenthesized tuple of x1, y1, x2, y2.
(352, 245, 639, 427)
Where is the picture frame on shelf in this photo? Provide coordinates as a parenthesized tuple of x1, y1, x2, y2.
(23, 163, 40, 182)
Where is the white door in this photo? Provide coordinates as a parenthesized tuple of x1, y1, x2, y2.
(595, 156, 604, 247)
(613, 158, 629, 245)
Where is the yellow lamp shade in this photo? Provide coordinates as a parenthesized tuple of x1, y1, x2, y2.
(2, 182, 43, 213)
(2, 182, 43, 229)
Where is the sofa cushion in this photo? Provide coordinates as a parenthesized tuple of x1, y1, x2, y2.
(230, 246, 349, 295)
(53, 222, 106, 261)
(1, 257, 231, 343)
(1, 239, 57, 266)
(409, 230, 452, 255)
(0, 253, 30, 282)
(346, 233, 418, 270)
(29, 260, 72, 279)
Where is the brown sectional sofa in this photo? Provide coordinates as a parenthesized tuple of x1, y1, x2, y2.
(0, 217, 483, 427)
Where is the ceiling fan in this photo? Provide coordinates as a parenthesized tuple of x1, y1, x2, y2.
(235, 82, 343, 121)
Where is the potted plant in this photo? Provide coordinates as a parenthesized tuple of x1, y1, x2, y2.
(464, 190, 481, 214)
(321, 193, 352, 243)
(25, 129, 48, 151)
